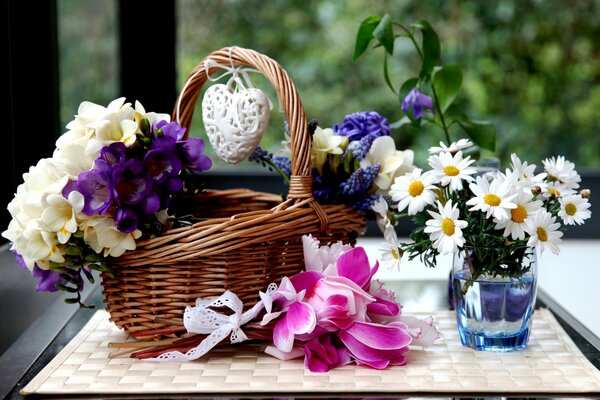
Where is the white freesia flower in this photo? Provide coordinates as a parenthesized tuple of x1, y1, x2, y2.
(379, 225, 402, 271)
(428, 139, 473, 154)
(542, 155, 581, 191)
(558, 194, 591, 225)
(360, 136, 414, 191)
(53, 143, 94, 179)
(494, 191, 542, 240)
(425, 200, 468, 255)
(390, 168, 437, 215)
(134, 100, 170, 127)
(466, 174, 518, 221)
(41, 191, 84, 244)
(13, 220, 64, 270)
(428, 151, 476, 192)
(82, 217, 141, 257)
(525, 210, 563, 255)
(311, 127, 348, 173)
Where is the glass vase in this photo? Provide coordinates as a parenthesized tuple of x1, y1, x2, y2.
(451, 248, 538, 352)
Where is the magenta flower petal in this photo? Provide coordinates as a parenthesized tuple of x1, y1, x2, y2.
(336, 247, 371, 287)
(290, 271, 323, 294)
(344, 321, 412, 350)
(286, 301, 316, 335)
(273, 315, 294, 353)
(338, 325, 410, 369)
(317, 294, 352, 330)
(304, 334, 351, 373)
(367, 297, 401, 317)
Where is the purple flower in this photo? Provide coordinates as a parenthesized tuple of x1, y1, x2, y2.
(339, 164, 381, 196)
(99, 142, 127, 166)
(76, 169, 113, 215)
(115, 207, 139, 233)
(14, 251, 63, 292)
(154, 120, 186, 142)
(111, 159, 153, 206)
(143, 149, 182, 184)
(402, 88, 434, 119)
(177, 138, 212, 173)
(304, 334, 351, 372)
(345, 132, 379, 161)
(140, 190, 161, 214)
(334, 111, 391, 141)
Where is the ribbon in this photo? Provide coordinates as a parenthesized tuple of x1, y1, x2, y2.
(148, 289, 274, 362)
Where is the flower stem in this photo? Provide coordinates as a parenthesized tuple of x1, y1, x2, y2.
(431, 86, 452, 145)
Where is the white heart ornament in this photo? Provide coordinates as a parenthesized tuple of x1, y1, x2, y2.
(202, 83, 270, 164)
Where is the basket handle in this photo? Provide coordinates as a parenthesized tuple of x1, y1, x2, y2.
(173, 47, 329, 230)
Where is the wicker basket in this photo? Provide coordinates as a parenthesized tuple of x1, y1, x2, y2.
(102, 47, 366, 337)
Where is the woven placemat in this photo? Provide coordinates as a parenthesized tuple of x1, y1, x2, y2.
(21, 309, 600, 395)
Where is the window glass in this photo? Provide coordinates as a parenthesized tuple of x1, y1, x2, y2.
(177, 0, 600, 170)
(57, 0, 118, 135)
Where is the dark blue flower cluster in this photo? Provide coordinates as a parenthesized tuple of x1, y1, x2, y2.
(333, 111, 391, 141)
(73, 120, 212, 233)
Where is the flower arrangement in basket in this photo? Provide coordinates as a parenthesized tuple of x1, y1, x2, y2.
(2, 48, 374, 339)
(353, 16, 593, 351)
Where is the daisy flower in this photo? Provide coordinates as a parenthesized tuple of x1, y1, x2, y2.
(428, 139, 474, 154)
(525, 210, 563, 255)
(558, 194, 591, 225)
(390, 169, 437, 215)
(544, 181, 577, 199)
(494, 192, 543, 240)
(424, 200, 468, 255)
(379, 225, 402, 271)
(542, 155, 581, 191)
(428, 151, 476, 192)
(510, 154, 547, 193)
(466, 174, 518, 221)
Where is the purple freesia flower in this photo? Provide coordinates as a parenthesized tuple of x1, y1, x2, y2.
(177, 138, 212, 173)
(115, 207, 139, 233)
(14, 251, 63, 292)
(111, 159, 153, 205)
(143, 149, 182, 184)
(334, 111, 391, 141)
(76, 169, 113, 215)
(99, 142, 127, 166)
(140, 190, 162, 214)
(154, 120, 187, 142)
(402, 88, 434, 119)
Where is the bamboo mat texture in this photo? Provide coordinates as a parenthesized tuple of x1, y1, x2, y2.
(21, 309, 600, 395)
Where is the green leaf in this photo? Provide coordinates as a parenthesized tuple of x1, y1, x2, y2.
(383, 52, 396, 94)
(412, 20, 441, 79)
(432, 64, 463, 113)
(373, 14, 394, 55)
(456, 114, 496, 151)
(353, 16, 381, 60)
(398, 77, 419, 104)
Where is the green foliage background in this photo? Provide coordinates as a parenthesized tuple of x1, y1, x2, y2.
(58, 0, 600, 169)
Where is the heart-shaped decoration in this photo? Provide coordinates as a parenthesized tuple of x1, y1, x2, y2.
(202, 83, 271, 164)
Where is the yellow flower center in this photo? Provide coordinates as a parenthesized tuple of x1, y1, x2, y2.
(391, 248, 399, 260)
(548, 188, 560, 197)
(565, 203, 577, 216)
(484, 194, 501, 207)
(511, 205, 528, 223)
(442, 218, 455, 236)
(536, 227, 548, 242)
(443, 166, 459, 176)
(408, 181, 424, 197)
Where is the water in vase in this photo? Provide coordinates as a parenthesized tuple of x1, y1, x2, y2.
(452, 271, 538, 351)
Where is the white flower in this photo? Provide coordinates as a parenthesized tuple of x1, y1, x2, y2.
(12, 220, 64, 270)
(81, 217, 141, 257)
(542, 155, 581, 191)
(510, 154, 547, 193)
(302, 234, 351, 276)
(525, 210, 563, 255)
(370, 197, 392, 233)
(379, 225, 402, 271)
(390, 169, 437, 215)
(543, 181, 577, 199)
(424, 200, 468, 255)
(466, 174, 518, 221)
(558, 194, 591, 225)
(360, 136, 414, 191)
(428, 139, 474, 154)
(52, 143, 94, 179)
(494, 191, 543, 240)
(41, 192, 84, 244)
(134, 100, 170, 127)
(428, 151, 476, 192)
(311, 127, 348, 173)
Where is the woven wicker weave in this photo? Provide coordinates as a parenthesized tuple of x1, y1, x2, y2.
(102, 47, 366, 337)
